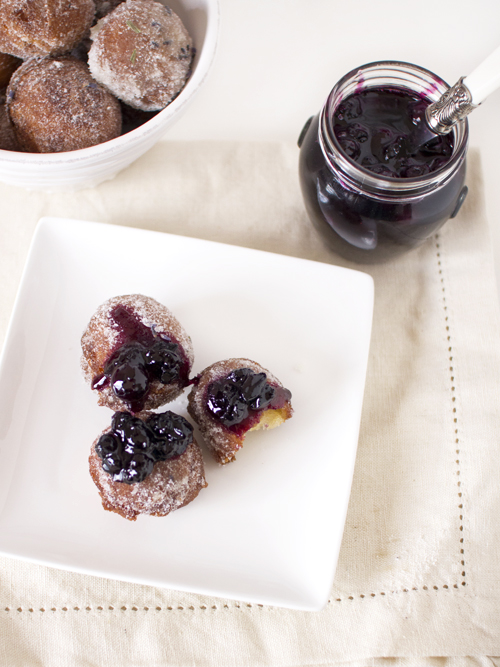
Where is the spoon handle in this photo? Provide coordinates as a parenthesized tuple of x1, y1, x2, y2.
(425, 44, 500, 135)
(464, 44, 500, 105)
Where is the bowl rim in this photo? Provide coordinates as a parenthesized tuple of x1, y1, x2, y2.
(0, 0, 220, 165)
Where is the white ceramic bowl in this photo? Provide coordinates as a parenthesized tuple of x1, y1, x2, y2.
(0, 0, 219, 191)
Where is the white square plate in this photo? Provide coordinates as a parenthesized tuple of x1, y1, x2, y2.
(0, 217, 373, 611)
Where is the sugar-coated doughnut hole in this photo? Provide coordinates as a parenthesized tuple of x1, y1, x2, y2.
(88, 0, 194, 111)
(0, 0, 95, 59)
(6, 56, 122, 153)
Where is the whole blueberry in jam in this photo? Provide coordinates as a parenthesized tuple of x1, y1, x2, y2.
(206, 368, 276, 427)
(112, 452, 155, 485)
(95, 411, 193, 484)
(94, 432, 119, 458)
(111, 363, 150, 402)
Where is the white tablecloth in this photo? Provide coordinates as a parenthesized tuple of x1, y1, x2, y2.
(0, 141, 499, 664)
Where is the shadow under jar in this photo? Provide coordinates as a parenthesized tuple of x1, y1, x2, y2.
(298, 62, 469, 263)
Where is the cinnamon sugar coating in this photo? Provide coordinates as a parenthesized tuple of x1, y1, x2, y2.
(88, 0, 194, 111)
(0, 0, 95, 59)
(81, 294, 194, 412)
(6, 56, 122, 153)
(89, 431, 207, 521)
(188, 359, 293, 465)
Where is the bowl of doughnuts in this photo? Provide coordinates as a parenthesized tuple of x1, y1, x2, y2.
(0, 0, 219, 191)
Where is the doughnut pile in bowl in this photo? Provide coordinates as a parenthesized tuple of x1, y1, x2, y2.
(0, 0, 219, 190)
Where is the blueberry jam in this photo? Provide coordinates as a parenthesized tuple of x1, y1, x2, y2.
(206, 368, 292, 436)
(333, 88, 454, 178)
(91, 305, 188, 412)
(95, 411, 193, 484)
(146, 411, 194, 461)
(298, 74, 468, 263)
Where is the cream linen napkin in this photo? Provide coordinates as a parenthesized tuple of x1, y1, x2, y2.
(0, 142, 500, 665)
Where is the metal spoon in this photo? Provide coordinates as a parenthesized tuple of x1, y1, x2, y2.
(410, 44, 500, 150)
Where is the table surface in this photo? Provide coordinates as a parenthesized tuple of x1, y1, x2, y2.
(168, 0, 500, 293)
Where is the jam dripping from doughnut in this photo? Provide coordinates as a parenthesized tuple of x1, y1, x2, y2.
(91, 304, 190, 412)
(205, 368, 292, 438)
(95, 411, 193, 484)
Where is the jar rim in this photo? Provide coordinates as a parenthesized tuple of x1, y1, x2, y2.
(320, 60, 469, 198)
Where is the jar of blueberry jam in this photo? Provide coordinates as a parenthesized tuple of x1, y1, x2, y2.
(298, 62, 469, 262)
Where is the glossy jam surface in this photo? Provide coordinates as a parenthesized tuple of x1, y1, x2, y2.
(206, 368, 292, 437)
(95, 411, 193, 484)
(92, 305, 189, 412)
(333, 88, 454, 178)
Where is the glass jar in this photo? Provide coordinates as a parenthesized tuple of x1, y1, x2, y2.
(298, 62, 469, 263)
